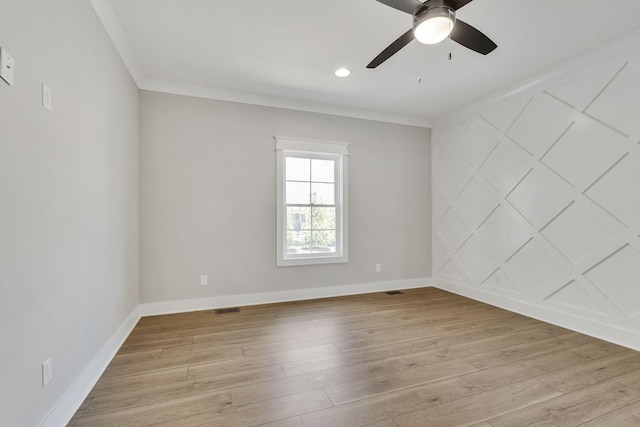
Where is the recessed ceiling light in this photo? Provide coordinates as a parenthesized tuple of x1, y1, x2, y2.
(335, 68, 351, 77)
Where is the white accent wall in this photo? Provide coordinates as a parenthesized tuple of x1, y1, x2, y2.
(140, 91, 431, 308)
(0, 1, 140, 425)
(432, 38, 640, 350)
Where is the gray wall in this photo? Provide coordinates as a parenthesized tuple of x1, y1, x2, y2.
(0, 1, 139, 425)
(140, 91, 431, 303)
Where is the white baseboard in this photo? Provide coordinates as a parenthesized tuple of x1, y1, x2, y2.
(39, 306, 141, 427)
(140, 277, 433, 316)
(434, 278, 640, 352)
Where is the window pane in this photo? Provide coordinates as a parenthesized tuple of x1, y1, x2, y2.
(312, 207, 335, 230)
(311, 183, 334, 205)
(286, 182, 310, 204)
(287, 231, 311, 254)
(286, 157, 310, 181)
(312, 159, 335, 183)
(287, 207, 311, 231)
(312, 230, 336, 253)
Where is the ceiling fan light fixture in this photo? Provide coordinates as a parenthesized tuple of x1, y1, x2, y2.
(413, 7, 456, 45)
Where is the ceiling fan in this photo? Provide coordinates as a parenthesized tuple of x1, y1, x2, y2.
(367, 0, 497, 68)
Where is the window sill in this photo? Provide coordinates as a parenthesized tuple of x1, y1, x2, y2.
(277, 254, 348, 267)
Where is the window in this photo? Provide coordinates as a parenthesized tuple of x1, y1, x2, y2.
(276, 137, 349, 266)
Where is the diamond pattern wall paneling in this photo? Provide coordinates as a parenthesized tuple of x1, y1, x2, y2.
(541, 119, 627, 189)
(506, 94, 574, 157)
(543, 281, 606, 315)
(433, 46, 640, 343)
(506, 239, 566, 293)
(482, 268, 521, 295)
(455, 235, 496, 283)
(585, 63, 640, 137)
(478, 142, 530, 194)
(585, 155, 640, 227)
(540, 202, 613, 265)
(506, 168, 571, 227)
(545, 65, 621, 110)
(455, 121, 499, 168)
(478, 206, 530, 260)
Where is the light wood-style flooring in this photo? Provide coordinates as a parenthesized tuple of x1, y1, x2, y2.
(69, 287, 640, 426)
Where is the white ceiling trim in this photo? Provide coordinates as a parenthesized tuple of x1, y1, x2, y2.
(90, 0, 144, 85)
(141, 78, 431, 128)
(89, 0, 431, 128)
(433, 28, 640, 128)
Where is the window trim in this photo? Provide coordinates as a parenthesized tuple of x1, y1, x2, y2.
(275, 137, 349, 267)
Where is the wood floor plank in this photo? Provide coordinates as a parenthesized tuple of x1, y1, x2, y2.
(118, 336, 195, 353)
(102, 344, 246, 377)
(392, 379, 561, 427)
(487, 379, 640, 427)
(364, 420, 399, 427)
(195, 325, 305, 342)
(517, 348, 594, 373)
(301, 377, 482, 427)
(333, 324, 449, 352)
(123, 324, 226, 344)
(324, 358, 478, 405)
(461, 361, 546, 390)
(231, 355, 399, 406)
(612, 368, 640, 390)
(569, 339, 631, 360)
(280, 324, 539, 377)
(255, 417, 305, 427)
(537, 351, 640, 393)
(68, 389, 233, 427)
(461, 332, 593, 369)
(84, 365, 284, 417)
(184, 342, 341, 380)
(89, 366, 188, 397)
(583, 400, 640, 426)
(108, 348, 163, 367)
(166, 389, 332, 427)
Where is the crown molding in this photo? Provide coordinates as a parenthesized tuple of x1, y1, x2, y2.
(140, 78, 432, 128)
(433, 28, 640, 128)
(89, 0, 144, 85)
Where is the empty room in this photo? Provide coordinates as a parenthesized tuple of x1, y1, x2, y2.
(2, 0, 640, 426)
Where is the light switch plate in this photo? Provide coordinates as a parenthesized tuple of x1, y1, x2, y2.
(0, 47, 15, 86)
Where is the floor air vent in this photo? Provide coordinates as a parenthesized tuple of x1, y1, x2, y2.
(385, 291, 404, 295)
(215, 307, 240, 314)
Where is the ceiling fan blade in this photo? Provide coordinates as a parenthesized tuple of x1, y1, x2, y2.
(450, 19, 497, 55)
(374, 0, 425, 15)
(367, 29, 414, 69)
(445, 0, 474, 10)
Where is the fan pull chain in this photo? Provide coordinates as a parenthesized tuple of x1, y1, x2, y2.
(448, 16, 453, 61)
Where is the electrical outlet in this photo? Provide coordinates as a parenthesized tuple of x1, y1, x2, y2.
(0, 47, 15, 86)
(42, 358, 52, 387)
(42, 83, 52, 111)
(375, 264, 381, 273)
(200, 275, 208, 286)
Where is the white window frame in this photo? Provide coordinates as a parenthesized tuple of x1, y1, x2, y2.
(275, 137, 349, 267)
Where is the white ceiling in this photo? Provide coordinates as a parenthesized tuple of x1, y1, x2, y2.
(95, 0, 640, 127)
